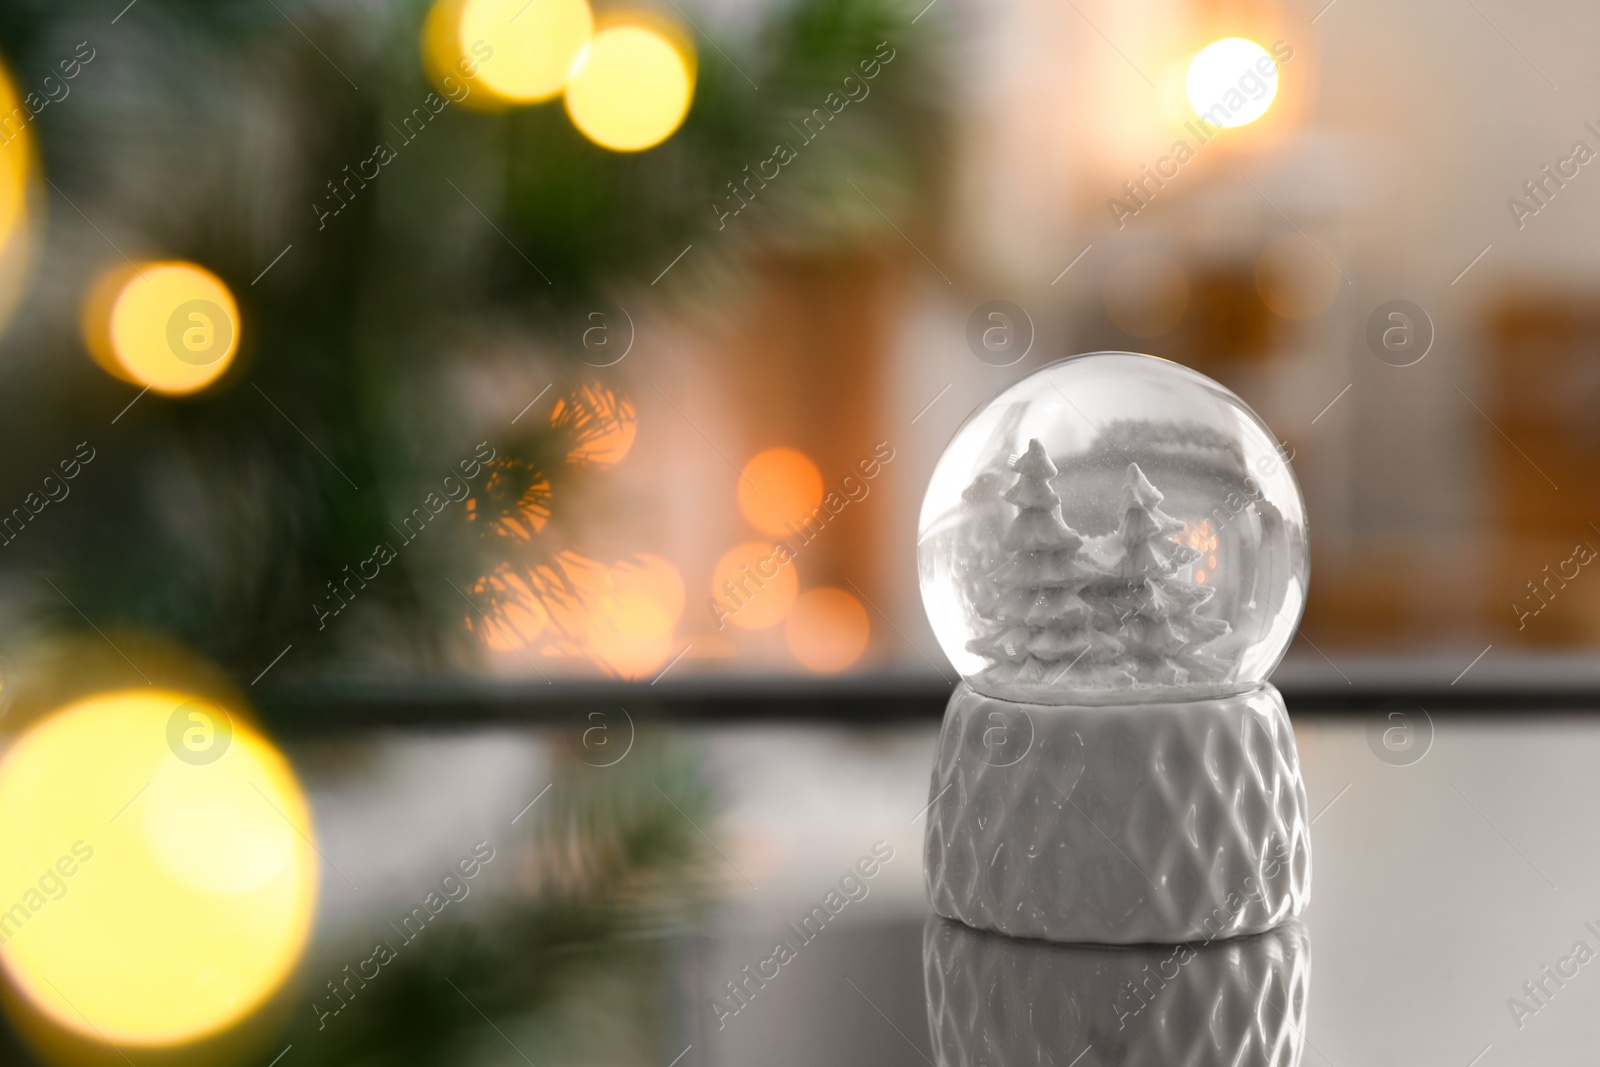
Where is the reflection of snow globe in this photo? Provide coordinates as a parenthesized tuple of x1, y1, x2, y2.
(919, 353, 1311, 943)
(924, 916, 1310, 1067)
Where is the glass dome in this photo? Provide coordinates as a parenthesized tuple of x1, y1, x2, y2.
(918, 352, 1308, 705)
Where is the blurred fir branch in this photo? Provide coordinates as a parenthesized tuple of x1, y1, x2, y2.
(0, 0, 948, 685)
(273, 737, 719, 1067)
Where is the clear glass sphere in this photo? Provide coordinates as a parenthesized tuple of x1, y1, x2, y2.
(918, 352, 1308, 705)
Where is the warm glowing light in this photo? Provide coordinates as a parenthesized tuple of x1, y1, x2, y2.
(1186, 38, 1278, 129)
(738, 447, 824, 537)
(586, 553, 683, 677)
(565, 23, 694, 152)
(0, 690, 316, 1046)
(712, 541, 798, 630)
(540, 551, 612, 646)
(613, 553, 685, 624)
(785, 587, 870, 673)
(588, 590, 674, 677)
(476, 553, 684, 675)
(1103, 252, 1188, 338)
(83, 261, 240, 395)
(1256, 233, 1343, 320)
(0, 59, 33, 342)
(421, 0, 500, 110)
(465, 457, 553, 540)
(552, 382, 637, 467)
(421, 0, 466, 93)
(460, 0, 593, 105)
(486, 598, 548, 649)
(0, 69, 27, 248)
(1184, 520, 1220, 585)
(474, 571, 550, 650)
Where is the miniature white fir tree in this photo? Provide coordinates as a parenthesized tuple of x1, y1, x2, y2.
(1094, 462, 1230, 685)
(967, 440, 1127, 689)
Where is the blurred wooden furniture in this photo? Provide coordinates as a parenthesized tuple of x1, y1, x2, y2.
(1485, 293, 1600, 644)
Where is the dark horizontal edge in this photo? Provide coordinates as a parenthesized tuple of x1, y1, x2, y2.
(255, 674, 956, 734)
(253, 668, 1600, 734)
(1280, 685, 1600, 714)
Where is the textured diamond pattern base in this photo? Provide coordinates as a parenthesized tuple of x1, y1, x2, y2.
(924, 683, 1310, 943)
(924, 916, 1310, 1067)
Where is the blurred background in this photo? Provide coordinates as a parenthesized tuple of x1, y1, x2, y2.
(0, 0, 1597, 1062)
(0, 0, 1594, 689)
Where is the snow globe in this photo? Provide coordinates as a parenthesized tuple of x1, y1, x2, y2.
(918, 352, 1311, 943)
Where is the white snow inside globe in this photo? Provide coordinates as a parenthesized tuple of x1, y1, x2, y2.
(918, 352, 1307, 705)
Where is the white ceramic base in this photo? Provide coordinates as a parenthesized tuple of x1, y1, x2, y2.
(924, 916, 1310, 1067)
(923, 682, 1310, 944)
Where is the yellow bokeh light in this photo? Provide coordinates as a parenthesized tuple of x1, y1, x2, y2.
(82, 261, 241, 395)
(0, 58, 37, 345)
(0, 689, 317, 1047)
(565, 23, 694, 152)
(0, 104, 26, 250)
(738, 447, 824, 538)
(421, 0, 496, 110)
(712, 541, 797, 630)
(1186, 38, 1278, 129)
(459, 0, 594, 105)
(785, 587, 870, 673)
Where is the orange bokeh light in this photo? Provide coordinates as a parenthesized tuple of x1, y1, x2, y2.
(476, 552, 685, 678)
(785, 587, 870, 673)
(475, 572, 549, 650)
(553, 382, 637, 467)
(542, 551, 613, 646)
(589, 552, 684, 678)
(738, 447, 823, 537)
(613, 552, 685, 625)
(588, 591, 674, 678)
(711, 541, 798, 630)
